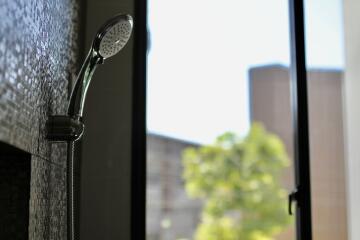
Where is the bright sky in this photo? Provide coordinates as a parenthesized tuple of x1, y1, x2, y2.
(147, 0, 344, 144)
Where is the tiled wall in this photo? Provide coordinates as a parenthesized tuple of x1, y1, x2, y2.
(0, 0, 81, 239)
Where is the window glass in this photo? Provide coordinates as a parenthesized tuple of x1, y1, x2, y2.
(147, 1, 296, 239)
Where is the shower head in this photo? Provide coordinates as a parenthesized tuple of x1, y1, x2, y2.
(93, 14, 133, 60)
(67, 14, 133, 119)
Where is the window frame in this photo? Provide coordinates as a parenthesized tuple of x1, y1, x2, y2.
(288, 0, 313, 239)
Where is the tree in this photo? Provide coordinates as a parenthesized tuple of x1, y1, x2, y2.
(182, 123, 292, 240)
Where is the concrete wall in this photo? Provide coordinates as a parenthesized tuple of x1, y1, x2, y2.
(79, 0, 134, 239)
(343, 1, 360, 239)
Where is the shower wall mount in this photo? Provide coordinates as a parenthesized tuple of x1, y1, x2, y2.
(45, 13, 133, 240)
(46, 115, 84, 142)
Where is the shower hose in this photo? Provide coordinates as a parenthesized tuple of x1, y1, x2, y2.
(67, 141, 76, 240)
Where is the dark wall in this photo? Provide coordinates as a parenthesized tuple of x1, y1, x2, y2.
(0, 1, 81, 239)
(80, 0, 134, 239)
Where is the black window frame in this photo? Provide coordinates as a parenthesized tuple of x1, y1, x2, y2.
(289, 0, 313, 239)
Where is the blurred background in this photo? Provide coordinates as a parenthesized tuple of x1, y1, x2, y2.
(146, 0, 347, 239)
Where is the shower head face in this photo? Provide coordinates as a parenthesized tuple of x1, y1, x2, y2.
(93, 14, 133, 59)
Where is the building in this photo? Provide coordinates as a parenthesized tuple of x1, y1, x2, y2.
(250, 65, 347, 240)
(147, 133, 202, 240)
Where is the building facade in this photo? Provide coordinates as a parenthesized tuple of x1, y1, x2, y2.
(147, 133, 202, 240)
(250, 65, 347, 240)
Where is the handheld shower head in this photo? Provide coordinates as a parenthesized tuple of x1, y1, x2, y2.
(68, 14, 133, 119)
(46, 15, 133, 240)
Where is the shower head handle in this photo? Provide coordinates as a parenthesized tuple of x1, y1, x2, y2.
(67, 50, 101, 119)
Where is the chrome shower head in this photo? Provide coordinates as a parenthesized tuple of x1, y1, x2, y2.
(68, 14, 133, 119)
(93, 14, 133, 60)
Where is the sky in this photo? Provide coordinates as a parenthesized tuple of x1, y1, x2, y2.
(147, 0, 344, 144)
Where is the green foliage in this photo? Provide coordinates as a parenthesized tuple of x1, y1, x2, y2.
(182, 123, 292, 240)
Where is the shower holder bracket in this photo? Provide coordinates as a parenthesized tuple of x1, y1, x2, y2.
(46, 115, 84, 142)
